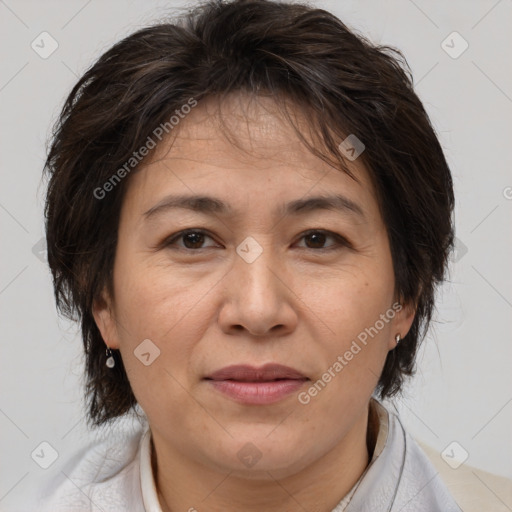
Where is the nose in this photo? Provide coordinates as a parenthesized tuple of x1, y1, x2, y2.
(217, 243, 298, 338)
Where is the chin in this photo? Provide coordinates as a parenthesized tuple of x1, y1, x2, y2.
(205, 431, 318, 479)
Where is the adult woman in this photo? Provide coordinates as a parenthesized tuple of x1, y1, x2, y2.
(39, 0, 459, 510)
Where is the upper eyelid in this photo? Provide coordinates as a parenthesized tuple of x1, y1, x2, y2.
(167, 228, 217, 244)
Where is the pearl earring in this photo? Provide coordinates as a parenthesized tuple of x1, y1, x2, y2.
(395, 334, 401, 345)
(106, 347, 115, 368)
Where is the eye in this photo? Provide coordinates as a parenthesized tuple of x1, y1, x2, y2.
(164, 229, 219, 250)
(162, 228, 350, 252)
(295, 229, 350, 250)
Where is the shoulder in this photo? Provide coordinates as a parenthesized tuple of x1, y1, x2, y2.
(35, 418, 148, 512)
(387, 405, 512, 512)
(390, 410, 462, 512)
(345, 400, 462, 512)
(418, 440, 512, 512)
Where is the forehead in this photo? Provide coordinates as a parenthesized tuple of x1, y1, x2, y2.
(152, 95, 318, 169)
(124, 94, 379, 218)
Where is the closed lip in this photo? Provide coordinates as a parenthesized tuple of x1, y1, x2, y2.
(205, 363, 308, 382)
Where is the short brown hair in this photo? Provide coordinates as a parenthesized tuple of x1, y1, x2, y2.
(44, 0, 454, 426)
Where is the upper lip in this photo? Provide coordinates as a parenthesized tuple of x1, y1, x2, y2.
(206, 364, 308, 382)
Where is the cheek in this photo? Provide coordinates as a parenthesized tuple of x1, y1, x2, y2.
(111, 264, 213, 425)
(297, 278, 395, 426)
(111, 257, 221, 390)
(310, 262, 394, 337)
(304, 250, 396, 381)
(113, 253, 215, 336)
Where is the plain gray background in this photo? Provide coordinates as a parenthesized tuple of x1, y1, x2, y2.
(1, 0, 511, 509)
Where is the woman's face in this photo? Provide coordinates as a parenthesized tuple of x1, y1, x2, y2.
(94, 95, 414, 479)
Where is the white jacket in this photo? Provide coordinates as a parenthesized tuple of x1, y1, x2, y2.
(34, 400, 461, 511)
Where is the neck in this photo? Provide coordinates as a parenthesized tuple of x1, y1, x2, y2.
(153, 402, 373, 512)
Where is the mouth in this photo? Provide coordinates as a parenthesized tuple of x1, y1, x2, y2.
(204, 364, 309, 405)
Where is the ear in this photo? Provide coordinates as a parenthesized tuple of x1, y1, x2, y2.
(92, 288, 121, 349)
(387, 300, 416, 351)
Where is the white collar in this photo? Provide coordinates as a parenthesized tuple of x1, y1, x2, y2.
(140, 427, 163, 512)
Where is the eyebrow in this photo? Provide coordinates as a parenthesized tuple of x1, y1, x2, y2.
(143, 193, 365, 221)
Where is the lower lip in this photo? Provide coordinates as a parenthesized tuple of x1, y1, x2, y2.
(207, 379, 307, 405)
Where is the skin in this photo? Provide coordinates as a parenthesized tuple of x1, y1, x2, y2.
(93, 94, 415, 512)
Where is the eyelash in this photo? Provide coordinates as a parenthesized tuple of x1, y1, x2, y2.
(162, 228, 352, 252)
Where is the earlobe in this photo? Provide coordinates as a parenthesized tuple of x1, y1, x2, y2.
(388, 300, 416, 351)
(92, 290, 120, 349)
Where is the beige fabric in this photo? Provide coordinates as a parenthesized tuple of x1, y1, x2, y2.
(370, 397, 389, 460)
(419, 441, 512, 511)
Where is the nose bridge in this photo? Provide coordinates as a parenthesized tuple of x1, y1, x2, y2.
(219, 235, 296, 336)
(233, 235, 280, 304)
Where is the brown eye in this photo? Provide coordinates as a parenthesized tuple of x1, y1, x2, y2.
(165, 229, 218, 250)
(304, 232, 328, 249)
(182, 232, 206, 249)
(296, 230, 351, 251)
